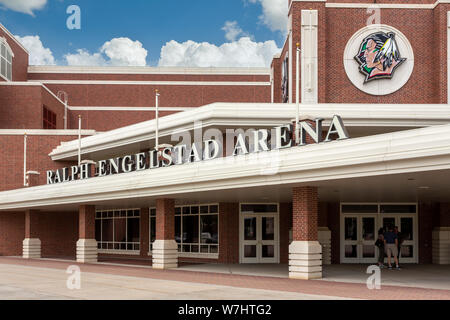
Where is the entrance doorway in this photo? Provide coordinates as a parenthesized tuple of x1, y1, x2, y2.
(239, 204, 279, 264)
(340, 203, 418, 264)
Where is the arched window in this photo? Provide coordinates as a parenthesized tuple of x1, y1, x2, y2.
(0, 37, 13, 81)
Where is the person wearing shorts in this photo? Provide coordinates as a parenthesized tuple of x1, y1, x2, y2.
(384, 226, 400, 270)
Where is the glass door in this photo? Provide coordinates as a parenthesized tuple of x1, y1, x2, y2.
(241, 214, 278, 263)
(242, 215, 258, 263)
(342, 215, 377, 263)
(381, 215, 417, 263)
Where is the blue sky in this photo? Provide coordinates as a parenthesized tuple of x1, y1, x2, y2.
(0, 0, 288, 67)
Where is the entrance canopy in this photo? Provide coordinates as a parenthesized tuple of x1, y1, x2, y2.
(0, 123, 449, 211)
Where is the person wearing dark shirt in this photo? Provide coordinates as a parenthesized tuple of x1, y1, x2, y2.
(394, 226, 404, 265)
(375, 227, 385, 268)
(384, 226, 400, 270)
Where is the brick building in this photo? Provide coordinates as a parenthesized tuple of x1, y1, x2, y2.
(1, 0, 450, 280)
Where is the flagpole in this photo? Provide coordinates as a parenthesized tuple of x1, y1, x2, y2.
(155, 89, 160, 150)
(296, 42, 301, 143)
(78, 115, 81, 166)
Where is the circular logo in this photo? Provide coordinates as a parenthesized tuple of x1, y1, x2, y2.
(344, 24, 414, 96)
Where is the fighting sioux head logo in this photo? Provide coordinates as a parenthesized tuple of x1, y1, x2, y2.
(355, 32, 406, 83)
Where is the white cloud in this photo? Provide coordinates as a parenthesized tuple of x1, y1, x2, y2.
(65, 49, 106, 66)
(64, 37, 148, 66)
(0, 0, 47, 16)
(158, 37, 280, 68)
(247, 0, 288, 34)
(222, 21, 247, 42)
(14, 35, 55, 65)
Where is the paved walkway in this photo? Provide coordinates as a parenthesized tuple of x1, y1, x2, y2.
(178, 263, 450, 291)
(0, 257, 449, 300)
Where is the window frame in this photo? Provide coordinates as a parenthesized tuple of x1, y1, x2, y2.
(43, 105, 57, 129)
(95, 208, 141, 255)
(0, 37, 13, 82)
(149, 204, 220, 259)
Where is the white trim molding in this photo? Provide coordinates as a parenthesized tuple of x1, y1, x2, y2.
(301, 10, 319, 104)
(0, 129, 96, 136)
(0, 82, 67, 106)
(2, 123, 450, 210)
(69, 106, 190, 112)
(0, 23, 29, 54)
(28, 65, 270, 75)
(326, 1, 450, 9)
(28, 80, 270, 86)
(48, 102, 450, 161)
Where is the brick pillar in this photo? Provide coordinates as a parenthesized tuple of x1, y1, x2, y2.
(219, 203, 239, 264)
(289, 186, 322, 279)
(23, 210, 41, 259)
(419, 202, 434, 264)
(152, 199, 177, 269)
(279, 203, 292, 264)
(76, 205, 97, 263)
(140, 208, 149, 257)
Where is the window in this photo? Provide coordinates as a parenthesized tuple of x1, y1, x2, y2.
(0, 38, 13, 81)
(95, 209, 140, 252)
(149, 204, 219, 254)
(43, 106, 57, 129)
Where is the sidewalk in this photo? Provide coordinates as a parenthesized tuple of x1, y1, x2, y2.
(0, 257, 449, 300)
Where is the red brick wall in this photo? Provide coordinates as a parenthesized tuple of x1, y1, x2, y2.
(34, 83, 271, 131)
(0, 26, 28, 81)
(218, 203, 239, 264)
(438, 203, 450, 227)
(271, 57, 282, 103)
(68, 110, 176, 132)
(39, 211, 78, 257)
(139, 208, 150, 257)
(327, 203, 341, 264)
(42, 83, 269, 107)
(79, 205, 95, 239)
(0, 85, 65, 129)
(286, 2, 449, 104)
(28, 73, 268, 82)
(0, 210, 78, 257)
(279, 202, 292, 264)
(326, 0, 435, 3)
(0, 211, 24, 256)
(0, 134, 80, 191)
(156, 198, 175, 240)
(292, 186, 318, 241)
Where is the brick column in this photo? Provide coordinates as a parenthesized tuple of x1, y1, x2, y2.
(140, 208, 150, 257)
(289, 186, 322, 279)
(23, 210, 41, 259)
(152, 199, 177, 269)
(219, 203, 239, 264)
(76, 205, 97, 263)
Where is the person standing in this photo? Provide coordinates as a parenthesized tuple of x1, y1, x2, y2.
(394, 226, 403, 266)
(384, 226, 400, 270)
(375, 227, 385, 268)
